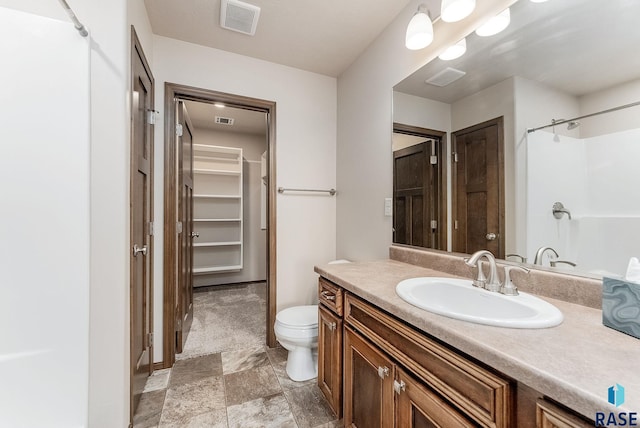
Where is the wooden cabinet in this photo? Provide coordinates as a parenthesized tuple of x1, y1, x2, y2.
(395, 366, 476, 428)
(317, 278, 344, 417)
(318, 305, 342, 417)
(317, 276, 595, 427)
(192, 144, 243, 275)
(536, 399, 593, 428)
(344, 326, 394, 428)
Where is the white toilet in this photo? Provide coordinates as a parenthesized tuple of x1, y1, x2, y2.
(275, 259, 351, 382)
(274, 304, 319, 381)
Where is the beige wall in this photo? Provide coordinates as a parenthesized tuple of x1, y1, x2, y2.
(579, 78, 640, 138)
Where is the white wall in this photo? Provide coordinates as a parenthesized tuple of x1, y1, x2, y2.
(0, 0, 132, 426)
(192, 129, 267, 287)
(152, 35, 337, 320)
(336, 0, 518, 261)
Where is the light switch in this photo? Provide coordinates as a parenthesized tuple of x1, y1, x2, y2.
(384, 198, 392, 217)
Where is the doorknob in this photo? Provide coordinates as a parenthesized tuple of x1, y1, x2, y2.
(486, 233, 497, 241)
(191, 232, 199, 238)
(133, 244, 147, 256)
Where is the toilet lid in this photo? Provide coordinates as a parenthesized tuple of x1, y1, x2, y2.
(276, 305, 318, 327)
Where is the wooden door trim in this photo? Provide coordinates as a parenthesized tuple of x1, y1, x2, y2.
(163, 83, 278, 366)
(130, 26, 154, 424)
(392, 123, 447, 250)
(451, 116, 505, 257)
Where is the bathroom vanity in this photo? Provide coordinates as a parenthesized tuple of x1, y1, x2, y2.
(316, 247, 640, 427)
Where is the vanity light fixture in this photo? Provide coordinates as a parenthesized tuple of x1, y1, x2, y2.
(441, 0, 476, 23)
(438, 37, 467, 60)
(475, 7, 511, 37)
(405, 5, 434, 50)
(214, 102, 225, 108)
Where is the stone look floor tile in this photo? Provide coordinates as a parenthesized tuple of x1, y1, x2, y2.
(227, 393, 297, 428)
(169, 353, 223, 387)
(266, 345, 288, 365)
(224, 364, 282, 406)
(159, 376, 226, 427)
(284, 384, 337, 428)
(143, 369, 171, 393)
(272, 360, 317, 391)
(222, 347, 270, 375)
(133, 389, 166, 428)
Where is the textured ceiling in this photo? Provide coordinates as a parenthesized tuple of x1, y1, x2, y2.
(144, 0, 432, 77)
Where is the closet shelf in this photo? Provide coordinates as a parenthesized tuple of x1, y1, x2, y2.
(194, 194, 241, 199)
(193, 265, 242, 274)
(194, 241, 242, 247)
(194, 168, 241, 176)
(193, 218, 241, 222)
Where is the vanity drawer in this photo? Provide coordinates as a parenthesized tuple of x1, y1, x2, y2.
(344, 293, 514, 428)
(318, 277, 343, 315)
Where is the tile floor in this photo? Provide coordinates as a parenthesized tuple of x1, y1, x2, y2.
(133, 282, 342, 428)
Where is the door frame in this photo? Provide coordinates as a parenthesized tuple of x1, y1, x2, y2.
(162, 83, 277, 366)
(130, 26, 154, 422)
(451, 116, 505, 257)
(392, 123, 447, 251)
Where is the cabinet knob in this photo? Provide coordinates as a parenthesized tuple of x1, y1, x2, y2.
(393, 380, 406, 394)
(486, 232, 497, 241)
(321, 291, 336, 301)
(191, 232, 200, 238)
(328, 322, 336, 331)
(377, 366, 390, 379)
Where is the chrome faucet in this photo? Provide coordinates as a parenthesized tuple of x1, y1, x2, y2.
(464, 250, 501, 292)
(533, 247, 559, 265)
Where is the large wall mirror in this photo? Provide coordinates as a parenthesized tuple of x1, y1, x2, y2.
(393, 0, 640, 277)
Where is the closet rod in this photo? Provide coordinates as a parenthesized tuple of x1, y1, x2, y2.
(57, 0, 88, 37)
(277, 187, 336, 196)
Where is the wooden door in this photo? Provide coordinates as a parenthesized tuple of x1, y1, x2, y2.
(344, 326, 394, 428)
(394, 142, 433, 248)
(318, 305, 342, 417)
(175, 101, 194, 353)
(130, 29, 154, 415)
(452, 117, 504, 258)
(395, 367, 476, 428)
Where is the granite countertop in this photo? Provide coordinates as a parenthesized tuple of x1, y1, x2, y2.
(314, 259, 640, 419)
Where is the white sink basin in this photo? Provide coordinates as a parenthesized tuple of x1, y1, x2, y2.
(396, 277, 563, 328)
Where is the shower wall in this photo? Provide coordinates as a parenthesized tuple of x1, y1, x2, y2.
(527, 128, 640, 275)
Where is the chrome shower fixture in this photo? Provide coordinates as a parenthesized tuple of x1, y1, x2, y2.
(567, 120, 580, 130)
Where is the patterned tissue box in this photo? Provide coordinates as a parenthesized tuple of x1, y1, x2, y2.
(603, 277, 640, 339)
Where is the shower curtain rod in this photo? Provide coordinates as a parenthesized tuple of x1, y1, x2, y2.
(526, 100, 640, 134)
(57, 0, 88, 37)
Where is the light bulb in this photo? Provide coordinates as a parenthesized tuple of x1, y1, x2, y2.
(405, 11, 434, 50)
(441, 0, 476, 23)
(475, 7, 510, 37)
(438, 38, 467, 60)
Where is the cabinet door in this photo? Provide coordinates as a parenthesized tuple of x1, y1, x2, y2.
(536, 399, 593, 428)
(318, 305, 342, 417)
(344, 326, 394, 428)
(395, 366, 476, 428)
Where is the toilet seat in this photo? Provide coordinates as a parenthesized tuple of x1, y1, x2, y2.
(275, 305, 318, 329)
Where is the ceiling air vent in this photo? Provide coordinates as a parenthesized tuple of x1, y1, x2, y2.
(215, 116, 235, 126)
(220, 0, 261, 36)
(425, 67, 466, 87)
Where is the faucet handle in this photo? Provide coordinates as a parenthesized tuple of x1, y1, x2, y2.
(464, 258, 487, 288)
(501, 265, 530, 296)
